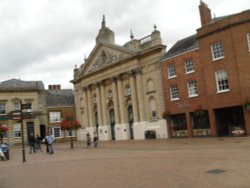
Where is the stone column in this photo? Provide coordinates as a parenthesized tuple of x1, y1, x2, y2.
(129, 71, 139, 123)
(87, 86, 94, 127)
(111, 77, 120, 124)
(117, 75, 125, 124)
(100, 81, 107, 125)
(96, 83, 102, 126)
(135, 68, 145, 122)
(83, 87, 89, 127)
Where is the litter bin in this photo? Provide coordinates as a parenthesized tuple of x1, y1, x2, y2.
(1, 144, 9, 160)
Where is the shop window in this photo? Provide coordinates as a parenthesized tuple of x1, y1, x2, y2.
(172, 115, 187, 131)
(65, 130, 76, 137)
(51, 127, 62, 138)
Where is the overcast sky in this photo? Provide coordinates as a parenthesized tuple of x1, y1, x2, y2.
(1, 0, 249, 89)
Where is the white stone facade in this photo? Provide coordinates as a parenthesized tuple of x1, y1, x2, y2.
(73, 17, 168, 141)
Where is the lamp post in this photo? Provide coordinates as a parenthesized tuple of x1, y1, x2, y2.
(20, 113, 26, 162)
(20, 102, 26, 163)
(20, 102, 32, 163)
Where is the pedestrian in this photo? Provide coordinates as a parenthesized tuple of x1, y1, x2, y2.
(0, 138, 6, 161)
(46, 132, 55, 154)
(35, 135, 42, 151)
(28, 133, 36, 154)
(93, 132, 98, 147)
(86, 133, 91, 148)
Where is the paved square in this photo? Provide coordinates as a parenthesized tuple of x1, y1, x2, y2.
(1, 137, 250, 188)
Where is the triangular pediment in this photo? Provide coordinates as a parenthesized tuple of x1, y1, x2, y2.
(80, 41, 134, 76)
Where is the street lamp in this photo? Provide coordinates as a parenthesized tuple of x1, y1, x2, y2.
(20, 102, 32, 163)
(20, 104, 26, 163)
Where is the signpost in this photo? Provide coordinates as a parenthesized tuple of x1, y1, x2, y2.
(6, 102, 33, 162)
(20, 102, 32, 163)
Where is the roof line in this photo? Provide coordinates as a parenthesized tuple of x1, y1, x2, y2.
(160, 47, 199, 62)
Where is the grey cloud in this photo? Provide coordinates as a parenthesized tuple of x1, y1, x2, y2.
(1, 0, 249, 89)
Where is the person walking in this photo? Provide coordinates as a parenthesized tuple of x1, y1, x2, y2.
(93, 132, 98, 148)
(86, 133, 91, 148)
(46, 132, 55, 154)
(28, 133, 36, 154)
(35, 135, 42, 152)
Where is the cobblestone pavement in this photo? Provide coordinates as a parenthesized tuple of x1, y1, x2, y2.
(1, 137, 250, 188)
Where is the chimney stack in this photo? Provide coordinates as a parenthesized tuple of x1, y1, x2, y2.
(48, 85, 61, 90)
(199, 0, 212, 26)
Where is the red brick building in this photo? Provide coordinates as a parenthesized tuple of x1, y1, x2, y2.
(161, 1, 250, 138)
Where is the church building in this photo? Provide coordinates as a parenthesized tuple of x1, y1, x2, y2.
(72, 16, 168, 141)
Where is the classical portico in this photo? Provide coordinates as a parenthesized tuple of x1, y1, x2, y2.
(72, 16, 168, 141)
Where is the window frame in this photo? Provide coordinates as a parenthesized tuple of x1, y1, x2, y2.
(49, 112, 61, 123)
(187, 80, 198, 97)
(51, 127, 62, 138)
(167, 64, 177, 79)
(14, 123, 21, 138)
(185, 59, 195, 74)
(13, 102, 21, 111)
(215, 69, 230, 93)
(247, 32, 250, 52)
(170, 84, 180, 101)
(0, 103, 6, 115)
(211, 42, 225, 61)
(65, 130, 76, 137)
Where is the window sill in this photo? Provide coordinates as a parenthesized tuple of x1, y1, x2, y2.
(171, 98, 180, 101)
(185, 71, 195, 75)
(188, 94, 198, 98)
(168, 76, 177, 79)
(217, 89, 230, 94)
(212, 56, 225, 62)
